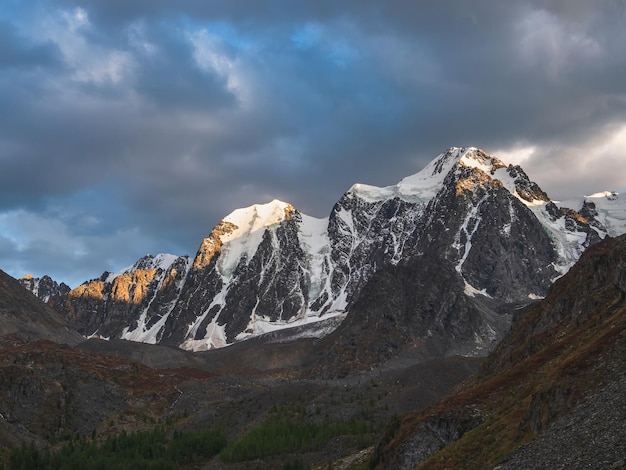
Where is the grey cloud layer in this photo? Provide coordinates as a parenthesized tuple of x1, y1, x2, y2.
(1, 0, 625, 286)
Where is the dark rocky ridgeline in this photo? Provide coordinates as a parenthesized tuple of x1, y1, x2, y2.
(19, 274, 70, 310)
(370, 233, 626, 470)
(1, 270, 82, 345)
(414, 161, 560, 301)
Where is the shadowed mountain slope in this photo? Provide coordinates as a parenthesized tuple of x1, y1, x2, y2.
(372, 233, 626, 470)
(0, 269, 82, 346)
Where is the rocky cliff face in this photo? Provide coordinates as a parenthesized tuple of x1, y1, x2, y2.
(58, 254, 191, 342)
(23, 147, 625, 353)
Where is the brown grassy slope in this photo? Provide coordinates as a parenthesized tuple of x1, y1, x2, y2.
(371, 234, 626, 469)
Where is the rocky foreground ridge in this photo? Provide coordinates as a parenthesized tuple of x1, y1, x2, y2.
(22, 147, 626, 356)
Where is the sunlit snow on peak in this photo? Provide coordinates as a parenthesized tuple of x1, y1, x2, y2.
(348, 147, 503, 204)
(105, 253, 180, 283)
(222, 199, 293, 241)
(217, 199, 295, 277)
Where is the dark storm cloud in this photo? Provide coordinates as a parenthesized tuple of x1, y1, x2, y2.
(0, 22, 62, 69)
(132, 25, 237, 110)
(1, 0, 625, 286)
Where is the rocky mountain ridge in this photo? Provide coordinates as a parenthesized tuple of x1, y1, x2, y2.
(22, 147, 625, 354)
(18, 274, 70, 304)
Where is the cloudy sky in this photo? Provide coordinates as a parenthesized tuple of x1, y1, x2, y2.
(1, 0, 625, 287)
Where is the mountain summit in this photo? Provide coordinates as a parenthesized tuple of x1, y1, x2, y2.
(23, 147, 626, 354)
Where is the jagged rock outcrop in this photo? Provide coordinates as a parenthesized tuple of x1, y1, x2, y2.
(19, 274, 70, 309)
(413, 160, 560, 301)
(23, 147, 626, 353)
(390, 409, 485, 469)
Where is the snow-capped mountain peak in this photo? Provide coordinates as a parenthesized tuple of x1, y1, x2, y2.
(347, 147, 508, 205)
(401, 146, 502, 183)
(105, 253, 180, 283)
(212, 200, 297, 277)
(192, 199, 296, 272)
(222, 199, 295, 241)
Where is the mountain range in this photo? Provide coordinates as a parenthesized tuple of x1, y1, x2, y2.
(22, 147, 625, 362)
(4, 146, 626, 468)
